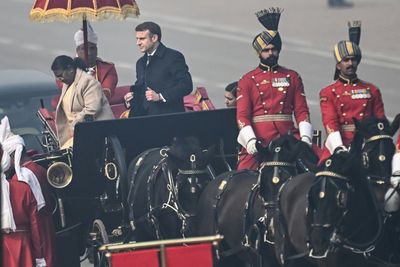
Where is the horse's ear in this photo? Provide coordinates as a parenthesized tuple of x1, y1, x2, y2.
(166, 149, 184, 164)
(202, 144, 217, 163)
(256, 141, 269, 155)
(389, 113, 400, 136)
(353, 117, 362, 131)
(349, 130, 363, 154)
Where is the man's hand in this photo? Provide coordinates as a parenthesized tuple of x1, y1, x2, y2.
(145, 88, 161, 102)
(246, 138, 258, 155)
(124, 92, 134, 108)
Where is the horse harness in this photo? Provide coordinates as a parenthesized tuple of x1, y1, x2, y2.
(210, 152, 296, 261)
(128, 147, 209, 239)
(304, 169, 381, 260)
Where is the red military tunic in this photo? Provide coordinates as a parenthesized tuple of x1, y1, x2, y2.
(237, 64, 311, 170)
(23, 161, 56, 267)
(319, 76, 386, 162)
(2, 177, 44, 267)
(52, 58, 118, 109)
(93, 58, 118, 101)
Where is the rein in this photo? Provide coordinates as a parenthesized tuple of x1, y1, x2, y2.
(145, 152, 210, 238)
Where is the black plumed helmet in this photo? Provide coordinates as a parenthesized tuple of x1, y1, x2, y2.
(348, 20, 361, 45)
(255, 7, 283, 31)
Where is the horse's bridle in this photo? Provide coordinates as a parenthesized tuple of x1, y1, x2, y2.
(363, 131, 393, 184)
(147, 151, 210, 238)
(307, 169, 381, 259)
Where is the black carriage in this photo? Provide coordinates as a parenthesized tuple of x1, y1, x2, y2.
(34, 108, 239, 267)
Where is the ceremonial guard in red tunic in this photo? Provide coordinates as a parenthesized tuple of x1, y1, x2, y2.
(319, 21, 386, 162)
(1, 117, 46, 267)
(236, 8, 315, 170)
(52, 22, 118, 108)
(74, 22, 118, 101)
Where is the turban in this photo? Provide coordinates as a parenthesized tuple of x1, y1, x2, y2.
(333, 40, 362, 63)
(0, 116, 45, 211)
(253, 8, 283, 54)
(74, 21, 98, 47)
(252, 30, 282, 54)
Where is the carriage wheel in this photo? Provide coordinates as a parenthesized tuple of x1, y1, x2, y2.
(92, 219, 110, 267)
(104, 135, 128, 220)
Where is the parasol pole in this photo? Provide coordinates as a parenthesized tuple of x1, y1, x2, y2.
(82, 15, 89, 66)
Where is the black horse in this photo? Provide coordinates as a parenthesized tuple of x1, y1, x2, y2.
(355, 116, 400, 266)
(277, 134, 382, 267)
(125, 136, 215, 241)
(196, 134, 319, 267)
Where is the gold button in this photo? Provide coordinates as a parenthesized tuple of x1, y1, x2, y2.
(332, 88, 336, 92)
(344, 84, 347, 86)
(263, 71, 266, 73)
(343, 113, 346, 116)
(256, 83, 259, 86)
(340, 103, 344, 106)
(286, 74, 290, 77)
(262, 102, 266, 105)
(264, 110, 268, 114)
(337, 95, 340, 98)
(260, 92, 264, 95)
(273, 71, 277, 73)
(353, 84, 357, 86)
(360, 113, 364, 116)
(283, 91, 287, 94)
(280, 102, 283, 105)
(363, 103, 366, 107)
(279, 111, 282, 114)
(251, 76, 255, 79)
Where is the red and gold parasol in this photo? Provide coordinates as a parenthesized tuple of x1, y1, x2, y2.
(29, 0, 140, 61)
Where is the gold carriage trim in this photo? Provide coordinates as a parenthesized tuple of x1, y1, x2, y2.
(252, 114, 292, 123)
(340, 124, 355, 132)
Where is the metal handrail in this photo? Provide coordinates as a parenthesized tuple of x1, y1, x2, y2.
(99, 234, 223, 252)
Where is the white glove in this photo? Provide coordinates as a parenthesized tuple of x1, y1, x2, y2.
(246, 139, 258, 155)
(325, 131, 344, 154)
(391, 175, 400, 188)
(299, 121, 313, 147)
(35, 258, 46, 267)
(301, 136, 312, 146)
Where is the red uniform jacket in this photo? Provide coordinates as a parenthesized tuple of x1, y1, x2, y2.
(23, 161, 56, 267)
(94, 58, 118, 100)
(2, 177, 44, 267)
(236, 65, 311, 170)
(52, 58, 118, 109)
(319, 76, 386, 162)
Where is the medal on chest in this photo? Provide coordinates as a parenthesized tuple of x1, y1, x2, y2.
(272, 77, 290, 87)
(351, 88, 371, 99)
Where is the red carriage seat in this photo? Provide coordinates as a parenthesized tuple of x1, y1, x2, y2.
(110, 86, 130, 119)
(184, 87, 215, 111)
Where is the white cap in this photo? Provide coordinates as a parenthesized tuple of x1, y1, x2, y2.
(74, 21, 98, 47)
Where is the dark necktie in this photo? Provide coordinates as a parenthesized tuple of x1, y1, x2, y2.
(146, 55, 152, 66)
